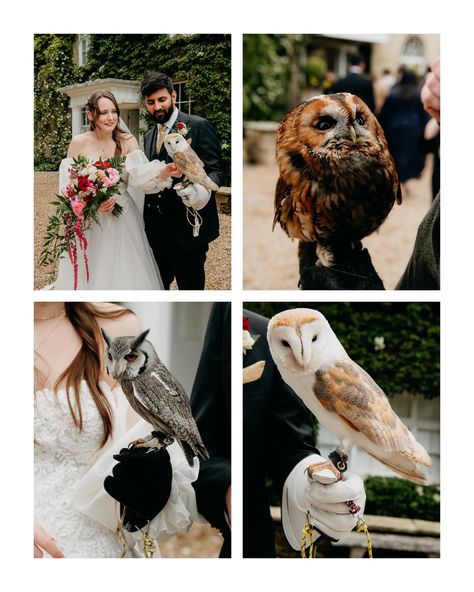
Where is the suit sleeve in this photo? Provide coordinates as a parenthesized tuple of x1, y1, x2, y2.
(194, 119, 223, 187)
(190, 303, 231, 545)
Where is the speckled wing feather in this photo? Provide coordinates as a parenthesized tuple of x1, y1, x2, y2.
(173, 148, 219, 192)
(313, 359, 431, 465)
(126, 360, 209, 465)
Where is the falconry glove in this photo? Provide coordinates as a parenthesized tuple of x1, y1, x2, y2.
(298, 241, 384, 290)
(104, 445, 173, 532)
(175, 182, 211, 210)
(282, 455, 366, 549)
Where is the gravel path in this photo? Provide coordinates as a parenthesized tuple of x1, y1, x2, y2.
(34, 172, 231, 290)
(244, 158, 434, 290)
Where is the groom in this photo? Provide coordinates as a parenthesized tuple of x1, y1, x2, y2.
(141, 72, 223, 290)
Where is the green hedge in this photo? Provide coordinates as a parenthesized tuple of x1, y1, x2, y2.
(34, 34, 231, 184)
(244, 302, 440, 398)
(364, 476, 440, 521)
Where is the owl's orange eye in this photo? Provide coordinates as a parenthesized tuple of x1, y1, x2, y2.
(314, 116, 336, 131)
(125, 354, 138, 361)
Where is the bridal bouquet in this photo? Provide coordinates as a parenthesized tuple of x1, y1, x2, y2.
(40, 155, 126, 289)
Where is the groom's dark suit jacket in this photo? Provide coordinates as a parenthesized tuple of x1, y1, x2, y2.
(143, 111, 223, 250)
(191, 305, 317, 558)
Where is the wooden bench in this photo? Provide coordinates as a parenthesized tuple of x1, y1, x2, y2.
(271, 507, 440, 558)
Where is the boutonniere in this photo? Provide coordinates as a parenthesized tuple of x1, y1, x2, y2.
(173, 121, 190, 137)
(243, 315, 260, 355)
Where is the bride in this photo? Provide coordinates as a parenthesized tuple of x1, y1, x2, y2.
(34, 302, 202, 558)
(53, 90, 180, 290)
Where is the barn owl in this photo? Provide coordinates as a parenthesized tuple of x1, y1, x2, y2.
(164, 132, 219, 192)
(267, 309, 431, 484)
(102, 328, 209, 467)
(274, 93, 401, 267)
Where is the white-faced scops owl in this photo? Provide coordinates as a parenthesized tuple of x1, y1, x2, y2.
(267, 308, 431, 484)
(274, 93, 401, 267)
(102, 328, 209, 466)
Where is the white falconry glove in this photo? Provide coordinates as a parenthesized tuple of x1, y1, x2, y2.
(282, 454, 366, 549)
(175, 182, 211, 210)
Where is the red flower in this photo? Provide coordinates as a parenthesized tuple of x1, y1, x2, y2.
(243, 315, 250, 331)
(83, 194, 92, 204)
(77, 176, 90, 192)
(95, 160, 112, 169)
(176, 122, 184, 130)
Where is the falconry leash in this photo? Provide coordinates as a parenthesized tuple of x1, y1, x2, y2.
(301, 449, 373, 558)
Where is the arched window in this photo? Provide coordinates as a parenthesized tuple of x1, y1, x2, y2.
(400, 36, 426, 73)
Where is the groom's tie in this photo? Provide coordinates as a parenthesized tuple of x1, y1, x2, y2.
(155, 124, 166, 155)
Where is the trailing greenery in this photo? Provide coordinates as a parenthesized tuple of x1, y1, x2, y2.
(364, 476, 440, 521)
(34, 34, 231, 183)
(244, 302, 440, 398)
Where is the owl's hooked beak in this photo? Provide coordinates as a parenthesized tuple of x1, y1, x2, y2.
(349, 125, 356, 142)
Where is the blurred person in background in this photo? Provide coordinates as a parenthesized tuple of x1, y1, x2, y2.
(374, 68, 396, 115)
(379, 67, 429, 196)
(332, 52, 375, 113)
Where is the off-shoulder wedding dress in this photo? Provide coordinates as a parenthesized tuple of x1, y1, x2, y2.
(34, 380, 200, 557)
(53, 150, 168, 290)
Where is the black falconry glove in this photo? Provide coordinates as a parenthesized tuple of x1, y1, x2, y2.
(298, 241, 384, 290)
(104, 442, 173, 532)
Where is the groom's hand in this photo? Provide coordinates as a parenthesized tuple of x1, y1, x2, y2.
(176, 182, 211, 210)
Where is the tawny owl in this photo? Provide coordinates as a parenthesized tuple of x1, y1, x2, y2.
(274, 93, 401, 267)
(267, 308, 431, 484)
(164, 132, 219, 192)
(102, 328, 209, 467)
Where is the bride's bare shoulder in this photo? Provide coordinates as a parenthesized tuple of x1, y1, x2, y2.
(121, 133, 140, 156)
(67, 133, 93, 158)
(93, 302, 141, 337)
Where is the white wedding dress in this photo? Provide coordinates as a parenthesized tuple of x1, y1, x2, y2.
(53, 150, 168, 290)
(34, 380, 201, 558)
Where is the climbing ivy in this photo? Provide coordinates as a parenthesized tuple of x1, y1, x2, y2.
(34, 34, 231, 183)
(34, 34, 79, 170)
(244, 302, 440, 398)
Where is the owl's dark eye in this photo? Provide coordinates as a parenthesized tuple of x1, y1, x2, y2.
(281, 340, 291, 347)
(312, 335, 318, 343)
(107, 352, 112, 361)
(356, 113, 365, 126)
(314, 116, 336, 131)
(125, 354, 138, 361)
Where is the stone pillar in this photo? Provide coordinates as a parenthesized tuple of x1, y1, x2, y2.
(71, 106, 83, 138)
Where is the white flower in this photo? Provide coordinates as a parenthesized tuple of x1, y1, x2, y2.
(374, 336, 385, 351)
(243, 330, 255, 355)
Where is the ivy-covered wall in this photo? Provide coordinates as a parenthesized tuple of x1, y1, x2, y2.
(34, 34, 231, 183)
(244, 302, 440, 398)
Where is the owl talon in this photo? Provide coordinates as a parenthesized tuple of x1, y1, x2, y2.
(315, 245, 335, 268)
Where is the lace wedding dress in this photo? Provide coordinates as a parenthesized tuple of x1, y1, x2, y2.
(34, 380, 200, 558)
(53, 150, 168, 290)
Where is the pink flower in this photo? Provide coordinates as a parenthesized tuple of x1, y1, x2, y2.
(71, 199, 84, 217)
(100, 167, 120, 187)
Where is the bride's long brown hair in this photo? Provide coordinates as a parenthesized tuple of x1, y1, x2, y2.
(36, 303, 132, 448)
(86, 90, 132, 157)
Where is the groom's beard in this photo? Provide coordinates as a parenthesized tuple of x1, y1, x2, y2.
(152, 103, 174, 124)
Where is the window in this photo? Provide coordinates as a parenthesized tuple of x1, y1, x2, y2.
(400, 36, 426, 73)
(78, 35, 90, 66)
(174, 81, 192, 114)
(80, 107, 89, 133)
